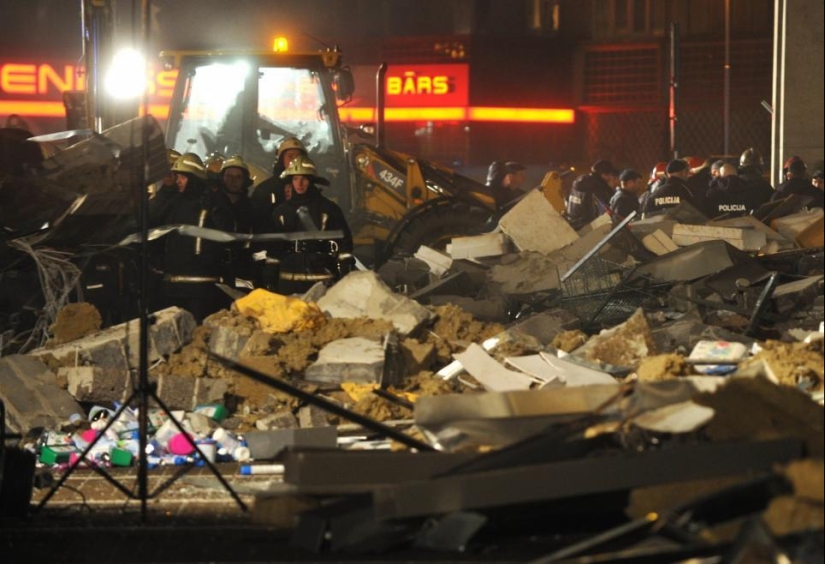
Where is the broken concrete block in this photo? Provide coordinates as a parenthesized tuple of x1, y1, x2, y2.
(772, 276, 824, 314)
(453, 343, 535, 392)
(409, 271, 470, 302)
(428, 295, 510, 323)
(507, 309, 581, 346)
(298, 405, 330, 428)
(304, 337, 386, 384)
(795, 215, 824, 249)
(377, 258, 431, 291)
(318, 271, 434, 336)
(499, 189, 579, 255)
(255, 410, 299, 431)
(636, 240, 756, 283)
(489, 252, 561, 295)
(550, 221, 619, 274)
(771, 208, 824, 242)
(155, 373, 228, 411)
(0, 355, 84, 435)
(570, 309, 656, 369)
(448, 232, 510, 260)
(208, 325, 250, 361)
(642, 230, 679, 256)
(415, 246, 453, 276)
(672, 224, 767, 252)
(31, 306, 196, 370)
(245, 426, 337, 460)
(710, 216, 795, 252)
(62, 365, 130, 404)
(401, 339, 436, 375)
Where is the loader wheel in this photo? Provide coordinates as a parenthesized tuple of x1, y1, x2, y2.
(390, 201, 492, 258)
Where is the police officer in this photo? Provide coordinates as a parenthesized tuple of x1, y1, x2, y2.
(265, 156, 354, 295)
(565, 160, 619, 230)
(772, 158, 823, 208)
(642, 159, 695, 215)
(738, 148, 774, 210)
(704, 163, 753, 218)
(250, 137, 307, 231)
(685, 156, 712, 213)
(152, 152, 235, 322)
(609, 169, 646, 221)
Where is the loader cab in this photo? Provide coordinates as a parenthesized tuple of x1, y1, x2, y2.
(162, 50, 354, 213)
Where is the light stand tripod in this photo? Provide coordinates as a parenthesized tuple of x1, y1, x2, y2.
(35, 0, 245, 520)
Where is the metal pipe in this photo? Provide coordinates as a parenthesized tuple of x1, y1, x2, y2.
(669, 22, 680, 158)
(724, 0, 731, 156)
(376, 62, 387, 148)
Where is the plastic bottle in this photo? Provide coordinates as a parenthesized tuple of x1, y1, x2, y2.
(213, 428, 250, 461)
(239, 464, 284, 475)
(194, 404, 229, 423)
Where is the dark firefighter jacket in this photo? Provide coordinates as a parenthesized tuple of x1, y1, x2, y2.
(642, 177, 694, 215)
(739, 167, 774, 211)
(772, 177, 824, 209)
(565, 173, 614, 231)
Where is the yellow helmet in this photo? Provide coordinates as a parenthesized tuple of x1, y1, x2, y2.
(279, 155, 329, 185)
(166, 148, 182, 166)
(275, 136, 306, 160)
(220, 154, 250, 174)
(171, 152, 207, 180)
(204, 151, 225, 174)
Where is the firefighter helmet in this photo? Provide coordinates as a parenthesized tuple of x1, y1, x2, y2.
(783, 155, 805, 172)
(739, 147, 764, 168)
(683, 156, 707, 173)
(166, 148, 181, 166)
(280, 155, 329, 185)
(220, 154, 250, 174)
(171, 152, 207, 180)
(649, 161, 667, 183)
(204, 151, 225, 174)
(276, 137, 307, 160)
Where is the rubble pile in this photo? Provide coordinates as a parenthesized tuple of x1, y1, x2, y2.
(1, 190, 823, 561)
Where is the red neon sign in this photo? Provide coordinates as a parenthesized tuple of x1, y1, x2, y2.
(385, 64, 469, 108)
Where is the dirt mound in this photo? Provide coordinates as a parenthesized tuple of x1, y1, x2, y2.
(49, 302, 102, 345)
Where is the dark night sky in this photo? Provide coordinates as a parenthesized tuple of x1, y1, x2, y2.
(0, 0, 480, 60)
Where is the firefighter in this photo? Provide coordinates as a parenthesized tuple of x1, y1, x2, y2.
(609, 169, 645, 221)
(250, 137, 307, 231)
(220, 155, 255, 234)
(565, 160, 619, 230)
(152, 152, 235, 322)
(642, 159, 696, 215)
(704, 163, 753, 218)
(264, 156, 354, 295)
(738, 147, 774, 210)
(772, 158, 823, 208)
(487, 161, 527, 211)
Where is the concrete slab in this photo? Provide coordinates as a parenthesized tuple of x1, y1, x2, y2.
(318, 271, 434, 336)
(304, 337, 386, 384)
(499, 190, 579, 255)
(0, 355, 84, 434)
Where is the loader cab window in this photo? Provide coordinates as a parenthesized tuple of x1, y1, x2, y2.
(255, 66, 335, 164)
(170, 62, 249, 158)
(168, 60, 337, 178)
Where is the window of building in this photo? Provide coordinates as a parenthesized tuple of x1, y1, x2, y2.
(592, 0, 667, 38)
